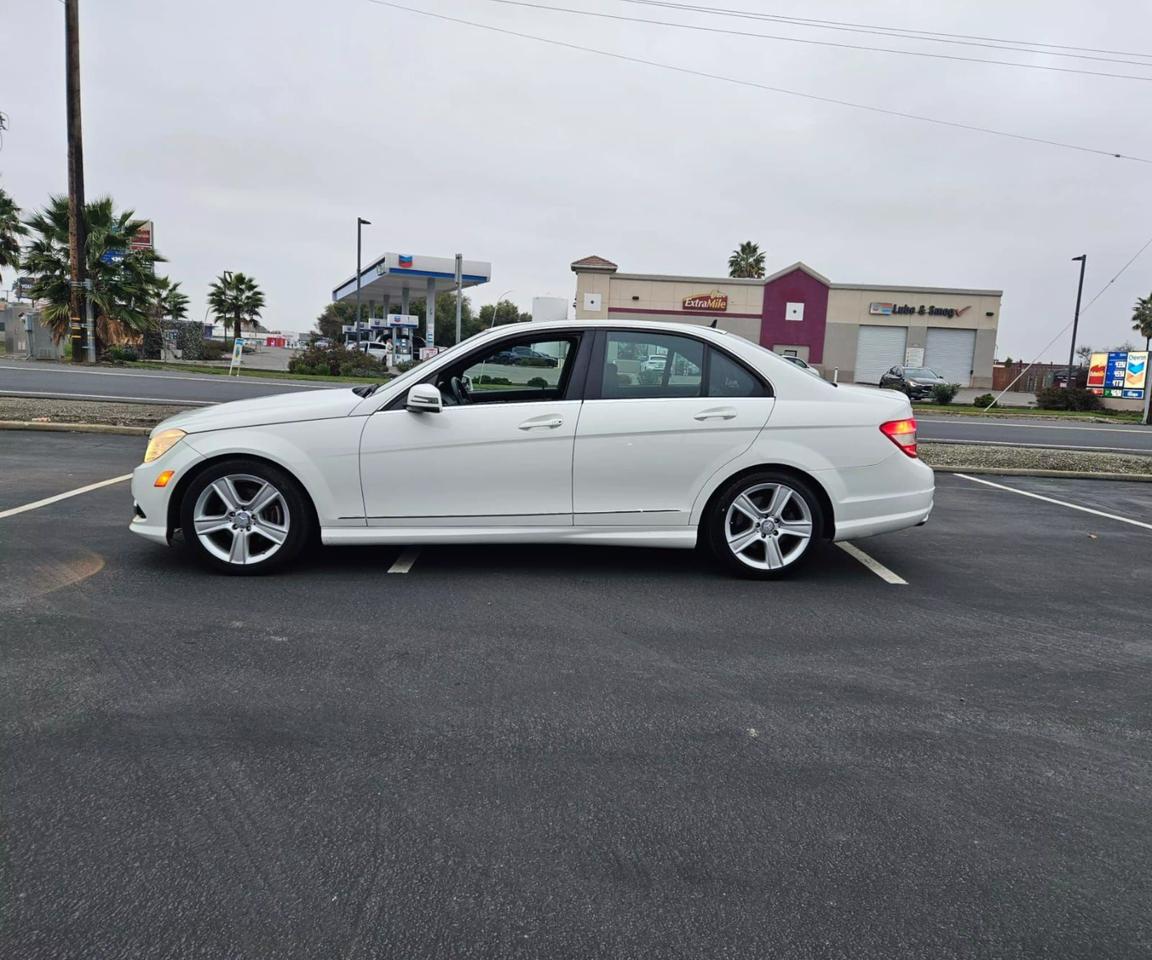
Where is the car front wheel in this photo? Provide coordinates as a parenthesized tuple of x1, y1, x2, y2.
(180, 459, 310, 575)
(705, 471, 824, 579)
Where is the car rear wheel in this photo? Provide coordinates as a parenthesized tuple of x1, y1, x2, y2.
(705, 471, 824, 579)
(180, 459, 310, 575)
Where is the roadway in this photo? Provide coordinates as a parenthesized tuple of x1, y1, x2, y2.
(0, 358, 339, 406)
(2, 359, 1149, 452)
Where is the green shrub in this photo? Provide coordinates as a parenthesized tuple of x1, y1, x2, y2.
(395, 360, 420, 374)
(1035, 387, 1102, 412)
(526, 376, 548, 388)
(638, 369, 662, 385)
(104, 345, 138, 363)
(972, 393, 996, 408)
(200, 340, 226, 361)
(289, 344, 388, 378)
(931, 382, 960, 405)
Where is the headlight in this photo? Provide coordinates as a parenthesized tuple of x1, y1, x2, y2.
(144, 428, 186, 463)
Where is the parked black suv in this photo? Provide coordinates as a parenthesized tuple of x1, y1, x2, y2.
(879, 365, 946, 399)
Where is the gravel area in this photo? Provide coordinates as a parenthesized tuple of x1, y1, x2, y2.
(0, 396, 193, 427)
(920, 442, 1152, 476)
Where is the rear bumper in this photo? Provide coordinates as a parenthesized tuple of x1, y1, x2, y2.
(817, 454, 935, 542)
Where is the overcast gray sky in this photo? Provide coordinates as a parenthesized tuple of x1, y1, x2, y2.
(3, 0, 1151, 358)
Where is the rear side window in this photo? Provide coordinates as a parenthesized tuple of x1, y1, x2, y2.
(601, 332, 705, 399)
(708, 348, 768, 397)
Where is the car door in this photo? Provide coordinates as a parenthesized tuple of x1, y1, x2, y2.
(359, 332, 587, 527)
(879, 365, 901, 389)
(572, 330, 774, 526)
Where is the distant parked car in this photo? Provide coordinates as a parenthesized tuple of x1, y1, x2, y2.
(641, 354, 668, 372)
(780, 355, 822, 379)
(490, 345, 558, 367)
(313, 338, 332, 349)
(352, 341, 392, 361)
(879, 366, 946, 400)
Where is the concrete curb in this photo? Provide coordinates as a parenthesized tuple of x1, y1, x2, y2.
(0, 420, 150, 437)
(930, 465, 1152, 483)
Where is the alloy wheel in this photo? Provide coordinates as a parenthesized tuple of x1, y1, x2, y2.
(192, 474, 291, 566)
(724, 482, 814, 571)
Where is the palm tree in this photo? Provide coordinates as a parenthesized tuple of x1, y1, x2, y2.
(1133, 293, 1152, 351)
(0, 187, 28, 285)
(208, 271, 265, 341)
(21, 195, 165, 350)
(156, 278, 189, 321)
(728, 241, 766, 279)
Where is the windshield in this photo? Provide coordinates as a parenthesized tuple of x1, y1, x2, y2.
(905, 368, 940, 378)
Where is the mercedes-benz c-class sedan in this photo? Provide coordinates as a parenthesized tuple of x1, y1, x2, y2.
(130, 320, 933, 578)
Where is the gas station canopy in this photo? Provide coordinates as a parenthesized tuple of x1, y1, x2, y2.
(332, 252, 491, 308)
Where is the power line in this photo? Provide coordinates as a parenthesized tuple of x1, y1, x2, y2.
(469, 0, 1152, 82)
(366, 1, 1152, 164)
(620, 0, 1152, 63)
(1082, 234, 1152, 313)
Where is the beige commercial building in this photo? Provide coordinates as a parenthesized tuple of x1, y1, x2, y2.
(572, 256, 1002, 388)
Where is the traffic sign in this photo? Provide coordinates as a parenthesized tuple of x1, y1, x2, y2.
(99, 250, 126, 265)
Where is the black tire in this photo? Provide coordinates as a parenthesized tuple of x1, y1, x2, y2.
(179, 458, 312, 575)
(704, 470, 825, 579)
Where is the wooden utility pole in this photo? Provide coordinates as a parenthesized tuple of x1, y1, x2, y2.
(65, 0, 87, 363)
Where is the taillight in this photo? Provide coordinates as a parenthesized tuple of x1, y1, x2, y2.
(880, 418, 918, 458)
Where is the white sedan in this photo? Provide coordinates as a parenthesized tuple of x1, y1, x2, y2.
(130, 320, 933, 578)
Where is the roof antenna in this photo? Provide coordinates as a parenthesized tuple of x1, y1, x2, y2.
(709, 318, 718, 328)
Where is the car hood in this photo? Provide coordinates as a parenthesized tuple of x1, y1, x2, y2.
(152, 388, 365, 436)
(909, 377, 945, 385)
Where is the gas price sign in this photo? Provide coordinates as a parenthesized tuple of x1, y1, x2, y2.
(1087, 351, 1147, 400)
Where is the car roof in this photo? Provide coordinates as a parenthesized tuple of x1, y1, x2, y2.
(477, 317, 738, 345)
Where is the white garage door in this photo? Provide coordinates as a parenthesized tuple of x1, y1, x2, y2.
(925, 328, 977, 387)
(855, 326, 908, 384)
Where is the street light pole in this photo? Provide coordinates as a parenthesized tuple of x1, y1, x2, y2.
(356, 218, 371, 350)
(489, 289, 514, 327)
(454, 253, 463, 344)
(65, 0, 88, 364)
(1066, 254, 1086, 390)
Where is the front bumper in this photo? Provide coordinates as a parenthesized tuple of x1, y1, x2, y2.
(128, 439, 204, 545)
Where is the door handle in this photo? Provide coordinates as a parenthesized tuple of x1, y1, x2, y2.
(518, 416, 564, 430)
(693, 407, 737, 421)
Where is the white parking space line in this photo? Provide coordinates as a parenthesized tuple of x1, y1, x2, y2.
(955, 473, 1152, 531)
(387, 547, 421, 574)
(1, 389, 214, 406)
(836, 542, 908, 585)
(0, 474, 132, 521)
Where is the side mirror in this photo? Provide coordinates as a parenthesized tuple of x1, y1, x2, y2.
(406, 382, 443, 414)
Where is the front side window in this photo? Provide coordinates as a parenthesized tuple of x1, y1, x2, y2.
(437, 337, 577, 405)
(601, 332, 704, 399)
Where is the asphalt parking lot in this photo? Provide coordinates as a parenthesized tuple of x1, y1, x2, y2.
(2, 431, 1150, 959)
